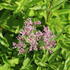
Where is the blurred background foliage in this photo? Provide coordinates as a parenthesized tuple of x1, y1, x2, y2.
(0, 0, 70, 70)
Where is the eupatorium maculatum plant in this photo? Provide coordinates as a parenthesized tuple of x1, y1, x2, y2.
(13, 18, 56, 54)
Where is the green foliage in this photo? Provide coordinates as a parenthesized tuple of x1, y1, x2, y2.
(0, 0, 70, 70)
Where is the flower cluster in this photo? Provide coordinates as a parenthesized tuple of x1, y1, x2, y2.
(13, 18, 56, 54)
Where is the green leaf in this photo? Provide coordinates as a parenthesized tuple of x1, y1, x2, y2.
(0, 3, 16, 10)
(14, 0, 25, 14)
(37, 66, 41, 70)
(64, 57, 70, 70)
(0, 64, 12, 70)
(59, 40, 70, 50)
(53, 9, 70, 15)
(51, 0, 66, 12)
(9, 58, 19, 67)
(20, 58, 31, 70)
(41, 51, 49, 63)
(0, 32, 9, 47)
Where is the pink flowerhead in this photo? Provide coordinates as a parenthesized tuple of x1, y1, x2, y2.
(18, 48, 25, 54)
(47, 40, 56, 47)
(13, 42, 17, 48)
(20, 31, 26, 36)
(17, 42, 24, 48)
(29, 42, 38, 51)
(43, 26, 48, 32)
(34, 21, 41, 25)
(13, 41, 24, 49)
(25, 18, 33, 26)
(36, 31, 43, 37)
(29, 46, 33, 51)
(43, 37, 49, 43)
(25, 26, 33, 32)
(16, 35, 23, 40)
(13, 42, 16, 46)
(35, 31, 43, 40)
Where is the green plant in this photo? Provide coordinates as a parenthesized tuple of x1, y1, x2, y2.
(0, 0, 70, 70)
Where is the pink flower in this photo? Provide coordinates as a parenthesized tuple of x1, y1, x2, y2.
(47, 40, 56, 47)
(34, 21, 41, 24)
(43, 26, 48, 32)
(18, 48, 25, 54)
(29, 46, 33, 51)
(25, 18, 33, 26)
(27, 33, 38, 51)
(29, 42, 38, 51)
(16, 42, 24, 48)
(35, 31, 43, 40)
(20, 31, 26, 36)
(25, 26, 33, 32)
(43, 37, 49, 43)
(16, 35, 23, 40)
(13, 42, 17, 48)
(13, 41, 24, 49)
(36, 31, 43, 37)
(13, 42, 16, 46)
(23, 26, 33, 35)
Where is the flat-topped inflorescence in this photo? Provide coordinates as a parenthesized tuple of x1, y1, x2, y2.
(13, 18, 56, 54)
